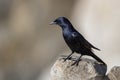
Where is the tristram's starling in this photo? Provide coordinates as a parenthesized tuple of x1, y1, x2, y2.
(50, 17, 106, 66)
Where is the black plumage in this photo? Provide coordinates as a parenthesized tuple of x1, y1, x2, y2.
(50, 17, 106, 66)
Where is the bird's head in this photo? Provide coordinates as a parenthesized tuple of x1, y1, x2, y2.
(50, 17, 72, 28)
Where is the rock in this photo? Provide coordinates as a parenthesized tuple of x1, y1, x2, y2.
(107, 66, 120, 80)
(50, 55, 107, 80)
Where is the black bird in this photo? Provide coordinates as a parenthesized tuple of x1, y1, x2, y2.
(50, 17, 106, 66)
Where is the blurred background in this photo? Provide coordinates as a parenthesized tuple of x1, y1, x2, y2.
(0, 0, 120, 80)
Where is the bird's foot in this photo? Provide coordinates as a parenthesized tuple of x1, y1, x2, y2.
(61, 55, 72, 61)
(71, 59, 81, 66)
(63, 56, 72, 61)
(71, 61, 79, 66)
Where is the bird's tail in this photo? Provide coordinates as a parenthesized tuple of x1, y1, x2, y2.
(89, 51, 106, 66)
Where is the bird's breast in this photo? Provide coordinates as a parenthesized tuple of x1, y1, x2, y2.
(63, 33, 81, 52)
(63, 32, 73, 42)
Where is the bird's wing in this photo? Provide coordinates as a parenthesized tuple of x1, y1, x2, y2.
(85, 40, 100, 51)
(72, 32, 90, 49)
(72, 32, 100, 51)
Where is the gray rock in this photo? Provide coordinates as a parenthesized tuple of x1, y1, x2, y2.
(50, 55, 107, 80)
(107, 66, 120, 80)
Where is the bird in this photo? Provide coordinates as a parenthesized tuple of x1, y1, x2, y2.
(50, 17, 106, 66)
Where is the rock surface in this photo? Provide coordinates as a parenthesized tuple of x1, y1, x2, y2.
(50, 55, 107, 80)
(107, 66, 120, 80)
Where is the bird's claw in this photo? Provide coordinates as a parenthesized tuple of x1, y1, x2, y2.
(71, 61, 79, 66)
(63, 56, 72, 61)
(61, 55, 73, 61)
(71, 59, 81, 66)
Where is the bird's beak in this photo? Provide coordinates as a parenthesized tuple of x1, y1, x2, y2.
(49, 21, 56, 25)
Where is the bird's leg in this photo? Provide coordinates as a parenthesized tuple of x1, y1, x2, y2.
(63, 51, 74, 61)
(71, 55, 83, 66)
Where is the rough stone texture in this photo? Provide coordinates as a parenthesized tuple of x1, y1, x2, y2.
(107, 66, 120, 80)
(50, 55, 107, 80)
